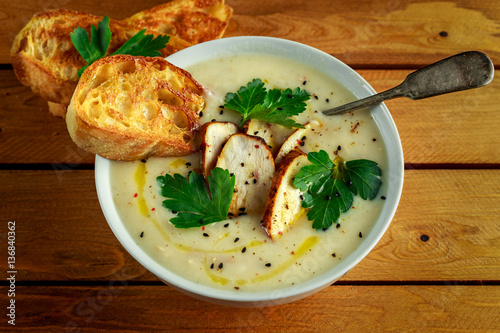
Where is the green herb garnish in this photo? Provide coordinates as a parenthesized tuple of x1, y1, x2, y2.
(156, 167, 235, 228)
(224, 78, 310, 128)
(70, 16, 170, 77)
(294, 150, 382, 230)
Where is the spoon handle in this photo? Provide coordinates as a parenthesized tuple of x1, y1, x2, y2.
(323, 51, 494, 116)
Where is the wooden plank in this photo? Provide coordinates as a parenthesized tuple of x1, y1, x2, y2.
(1, 169, 499, 282)
(1, 285, 499, 331)
(2, 0, 500, 66)
(1, 69, 499, 165)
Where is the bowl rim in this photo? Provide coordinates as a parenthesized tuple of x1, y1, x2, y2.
(95, 36, 404, 304)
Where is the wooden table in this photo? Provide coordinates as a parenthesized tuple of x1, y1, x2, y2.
(1, 0, 499, 331)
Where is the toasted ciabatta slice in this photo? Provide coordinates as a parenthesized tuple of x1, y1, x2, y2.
(125, 0, 232, 45)
(66, 55, 204, 160)
(10, 8, 192, 113)
(261, 149, 309, 240)
(199, 121, 239, 178)
(215, 133, 275, 216)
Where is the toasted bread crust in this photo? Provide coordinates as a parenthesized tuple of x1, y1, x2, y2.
(66, 55, 204, 160)
(126, 0, 232, 44)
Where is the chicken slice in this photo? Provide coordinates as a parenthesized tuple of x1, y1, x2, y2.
(274, 121, 318, 166)
(261, 149, 309, 240)
(199, 121, 239, 178)
(215, 133, 275, 216)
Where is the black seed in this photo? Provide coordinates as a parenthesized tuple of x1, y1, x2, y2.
(234, 237, 240, 242)
(373, 138, 377, 141)
(241, 163, 245, 167)
(230, 173, 234, 177)
(322, 227, 329, 231)
(439, 31, 448, 37)
(265, 263, 271, 267)
(253, 179, 257, 184)
(172, 210, 178, 214)
(219, 105, 224, 109)
(211, 119, 216, 122)
(203, 233, 209, 237)
(228, 212, 234, 217)
(420, 234, 430, 242)
(242, 247, 247, 253)
(245, 181, 249, 185)
(220, 110, 224, 115)
(336, 223, 341, 229)
(140, 231, 144, 238)
(254, 131, 259, 135)
(337, 145, 341, 151)
(326, 98, 329, 103)
(301, 136, 306, 141)
(332, 253, 336, 257)
(277, 107, 283, 110)
(224, 223, 230, 228)
(218, 263, 223, 269)
(314, 95, 319, 100)
(141, 159, 147, 163)
(239, 207, 246, 212)
(303, 80, 307, 85)
(287, 94, 293, 98)
(300, 141, 305, 146)
(199, 111, 204, 117)
(300, 195, 304, 200)
(185, 162, 192, 166)
(359, 232, 363, 238)
(381, 196, 386, 200)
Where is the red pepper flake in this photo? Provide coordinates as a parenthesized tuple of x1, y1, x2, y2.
(254, 145, 260, 148)
(133, 193, 138, 198)
(151, 208, 155, 211)
(202, 226, 205, 231)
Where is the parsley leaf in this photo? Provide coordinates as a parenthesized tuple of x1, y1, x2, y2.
(302, 178, 353, 230)
(293, 150, 382, 230)
(71, 17, 169, 77)
(70, 16, 111, 77)
(224, 79, 310, 128)
(156, 167, 235, 228)
(345, 159, 382, 200)
(112, 30, 170, 57)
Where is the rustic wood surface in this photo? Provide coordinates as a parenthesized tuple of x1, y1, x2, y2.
(1, 0, 499, 331)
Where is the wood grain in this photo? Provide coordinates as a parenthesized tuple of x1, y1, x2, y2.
(1, 69, 499, 165)
(1, 285, 498, 331)
(1, 169, 499, 282)
(2, 0, 500, 66)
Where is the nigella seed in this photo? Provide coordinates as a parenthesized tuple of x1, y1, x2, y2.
(336, 223, 341, 229)
(203, 233, 209, 237)
(234, 237, 240, 242)
(265, 263, 271, 267)
(241, 247, 247, 253)
(218, 263, 223, 269)
(300, 141, 305, 146)
(199, 111, 203, 117)
(277, 107, 283, 110)
(141, 159, 147, 163)
(219, 105, 224, 109)
(239, 207, 246, 212)
(337, 145, 342, 151)
(303, 80, 307, 85)
(421, 234, 430, 242)
(172, 210, 178, 214)
(210, 263, 214, 269)
(140, 231, 144, 238)
(220, 110, 224, 115)
(326, 98, 329, 103)
(359, 232, 363, 238)
(224, 223, 230, 228)
(228, 212, 234, 217)
(253, 179, 257, 184)
(300, 194, 304, 200)
(381, 196, 387, 200)
(314, 95, 319, 100)
(185, 162, 192, 166)
(332, 253, 336, 257)
(301, 136, 306, 141)
(211, 119, 216, 122)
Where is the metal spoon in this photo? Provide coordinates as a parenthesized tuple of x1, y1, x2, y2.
(322, 51, 494, 116)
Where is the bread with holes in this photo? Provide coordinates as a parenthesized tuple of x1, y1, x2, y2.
(66, 54, 205, 160)
(10, 9, 191, 111)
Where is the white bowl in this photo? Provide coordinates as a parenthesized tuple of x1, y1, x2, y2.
(95, 36, 404, 307)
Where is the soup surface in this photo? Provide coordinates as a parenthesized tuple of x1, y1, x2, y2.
(110, 54, 388, 291)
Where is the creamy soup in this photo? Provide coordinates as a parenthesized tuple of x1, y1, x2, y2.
(110, 54, 388, 292)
